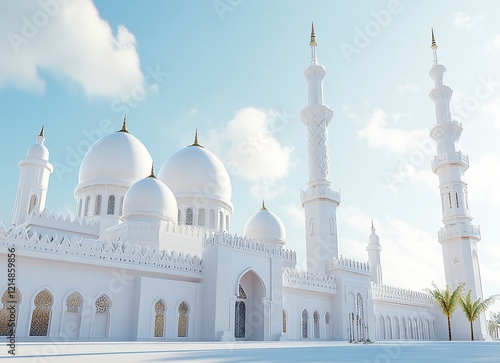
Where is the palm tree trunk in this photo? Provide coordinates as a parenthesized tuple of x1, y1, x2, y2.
(447, 316, 452, 341)
(470, 321, 474, 341)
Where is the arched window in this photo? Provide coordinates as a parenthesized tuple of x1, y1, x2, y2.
(394, 317, 400, 339)
(29, 194, 38, 214)
(77, 198, 82, 218)
(209, 210, 215, 228)
(355, 294, 364, 341)
(455, 192, 460, 208)
(325, 312, 331, 324)
(313, 310, 320, 339)
(282, 310, 287, 333)
(154, 299, 166, 338)
(186, 208, 193, 225)
(301, 309, 309, 339)
(235, 301, 246, 338)
(177, 209, 181, 224)
(401, 317, 407, 339)
(0, 289, 21, 336)
(29, 289, 53, 336)
(219, 211, 224, 230)
(226, 215, 230, 232)
(379, 315, 386, 339)
(198, 208, 205, 226)
(61, 291, 83, 338)
(329, 217, 336, 235)
(119, 196, 124, 216)
(107, 195, 115, 215)
(387, 316, 392, 339)
(309, 218, 314, 236)
(178, 301, 189, 337)
(94, 195, 102, 215)
(92, 294, 111, 338)
(84, 196, 91, 217)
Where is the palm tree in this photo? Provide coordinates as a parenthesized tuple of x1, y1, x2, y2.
(459, 291, 499, 341)
(425, 282, 463, 341)
(487, 313, 499, 339)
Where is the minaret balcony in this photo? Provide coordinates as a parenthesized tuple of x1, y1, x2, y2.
(431, 151, 469, 172)
(438, 222, 481, 243)
(430, 119, 463, 142)
(300, 184, 340, 206)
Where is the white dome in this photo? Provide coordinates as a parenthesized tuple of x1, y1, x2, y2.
(368, 224, 380, 246)
(244, 203, 286, 245)
(122, 174, 177, 223)
(27, 141, 49, 160)
(79, 129, 152, 186)
(158, 140, 231, 204)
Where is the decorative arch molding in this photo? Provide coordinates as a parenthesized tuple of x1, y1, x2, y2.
(29, 288, 54, 337)
(177, 300, 190, 338)
(153, 298, 166, 338)
(60, 290, 83, 338)
(0, 288, 22, 336)
(235, 268, 267, 297)
(91, 292, 111, 338)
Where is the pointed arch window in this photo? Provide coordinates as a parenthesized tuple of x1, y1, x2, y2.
(177, 209, 182, 224)
(66, 292, 83, 313)
(92, 294, 111, 338)
(0, 289, 21, 336)
(77, 198, 82, 218)
(94, 195, 102, 215)
(313, 310, 320, 339)
(455, 192, 460, 208)
(329, 217, 336, 235)
(61, 291, 83, 338)
(282, 309, 287, 333)
(209, 210, 215, 228)
(219, 211, 224, 230)
(178, 301, 189, 337)
(226, 215, 230, 232)
(107, 195, 115, 215)
(235, 301, 246, 338)
(29, 289, 53, 336)
(186, 208, 193, 225)
(84, 196, 91, 217)
(29, 194, 38, 215)
(301, 309, 309, 339)
(309, 218, 315, 236)
(154, 299, 166, 338)
(448, 193, 452, 209)
(198, 208, 205, 226)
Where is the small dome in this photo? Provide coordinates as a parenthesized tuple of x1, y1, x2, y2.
(368, 223, 380, 246)
(244, 202, 286, 245)
(79, 125, 152, 186)
(158, 134, 231, 204)
(27, 140, 49, 160)
(122, 173, 177, 223)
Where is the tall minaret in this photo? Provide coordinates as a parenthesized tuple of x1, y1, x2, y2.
(367, 222, 382, 284)
(300, 23, 341, 274)
(429, 30, 488, 340)
(12, 127, 53, 227)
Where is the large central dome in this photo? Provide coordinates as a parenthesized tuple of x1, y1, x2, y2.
(158, 134, 232, 204)
(78, 122, 152, 186)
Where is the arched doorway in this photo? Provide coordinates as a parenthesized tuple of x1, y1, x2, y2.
(235, 270, 265, 341)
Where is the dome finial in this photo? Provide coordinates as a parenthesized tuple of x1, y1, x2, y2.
(371, 220, 375, 233)
(39, 125, 45, 138)
(149, 162, 156, 178)
(261, 199, 267, 210)
(309, 22, 317, 65)
(431, 28, 439, 66)
(119, 114, 130, 133)
(189, 128, 204, 148)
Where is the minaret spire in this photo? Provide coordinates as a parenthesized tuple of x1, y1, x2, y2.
(431, 28, 438, 66)
(149, 162, 156, 178)
(190, 128, 203, 148)
(310, 22, 317, 65)
(119, 115, 129, 133)
(39, 125, 45, 138)
(261, 200, 267, 210)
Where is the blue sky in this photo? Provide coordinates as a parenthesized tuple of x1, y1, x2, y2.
(1, 1, 499, 312)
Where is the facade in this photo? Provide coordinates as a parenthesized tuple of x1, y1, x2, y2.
(0, 28, 490, 342)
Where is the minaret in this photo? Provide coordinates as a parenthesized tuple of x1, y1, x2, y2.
(12, 126, 53, 227)
(367, 221, 382, 284)
(429, 30, 488, 340)
(300, 23, 341, 274)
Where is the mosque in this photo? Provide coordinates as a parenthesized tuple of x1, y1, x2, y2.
(0, 27, 490, 342)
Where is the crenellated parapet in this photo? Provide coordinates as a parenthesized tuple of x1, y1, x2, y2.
(331, 255, 370, 273)
(300, 183, 340, 206)
(372, 283, 434, 306)
(24, 209, 100, 237)
(0, 226, 202, 274)
(282, 266, 336, 292)
(203, 231, 297, 263)
(438, 222, 480, 243)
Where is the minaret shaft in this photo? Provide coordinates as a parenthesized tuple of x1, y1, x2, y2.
(300, 25, 340, 274)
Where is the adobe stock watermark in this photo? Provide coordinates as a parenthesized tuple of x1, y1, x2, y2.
(52, 65, 168, 182)
(213, 0, 243, 21)
(385, 74, 498, 190)
(7, 0, 66, 53)
(340, 0, 402, 63)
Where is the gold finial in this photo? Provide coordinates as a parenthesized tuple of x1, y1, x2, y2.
(261, 200, 267, 210)
(149, 162, 156, 178)
(189, 128, 204, 148)
(431, 28, 438, 50)
(119, 114, 129, 133)
(39, 125, 45, 138)
(309, 22, 317, 47)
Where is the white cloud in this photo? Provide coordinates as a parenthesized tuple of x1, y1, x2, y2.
(485, 34, 500, 53)
(284, 203, 304, 227)
(397, 82, 420, 93)
(465, 152, 500, 207)
(454, 11, 483, 30)
(0, 0, 144, 98)
(357, 109, 428, 152)
(204, 107, 294, 200)
(480, 96, 500, 128)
